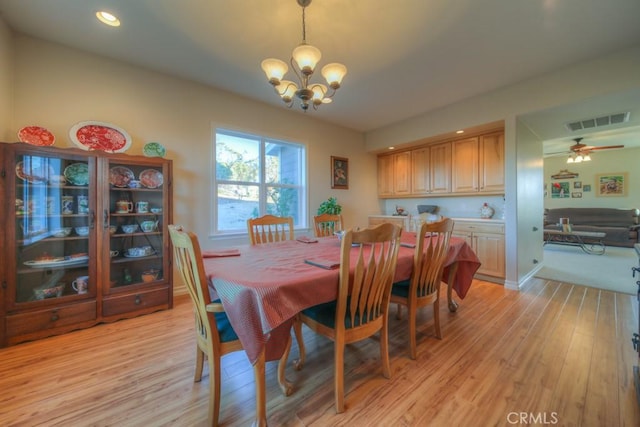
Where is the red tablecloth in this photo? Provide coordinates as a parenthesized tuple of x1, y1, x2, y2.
(204, 233, 480, 364)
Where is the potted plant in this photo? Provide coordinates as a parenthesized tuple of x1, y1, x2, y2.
(317, 197, 342, 215)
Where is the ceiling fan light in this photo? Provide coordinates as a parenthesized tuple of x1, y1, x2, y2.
(292, 43, 321, 75)
(321, 63, 347, 89)
(566, 156, 574, 164)
(583, 154, 591, 161)
(574, 155, 583, 163)
(261, 59, 289, 86)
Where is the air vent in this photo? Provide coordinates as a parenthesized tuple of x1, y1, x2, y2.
(565, 112, 630, 132)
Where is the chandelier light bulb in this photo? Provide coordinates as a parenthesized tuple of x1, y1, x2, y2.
(275, 80, 298, 103)
(321, 63, 347, 89)
(261, 59, 288, 86)
(292, 43, 322, 75)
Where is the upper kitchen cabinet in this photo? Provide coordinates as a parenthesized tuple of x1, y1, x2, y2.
(377, 150, 411, 197)
(377, 129, 502, 198)
(479, 131, 505, 193)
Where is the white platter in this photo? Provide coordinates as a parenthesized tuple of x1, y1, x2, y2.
(24, 256, 89, 268)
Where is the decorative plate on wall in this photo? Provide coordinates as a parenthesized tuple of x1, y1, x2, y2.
(143, 142, 166, 158)
(18, 126, 56, 146)
(69, 121, 132, 153)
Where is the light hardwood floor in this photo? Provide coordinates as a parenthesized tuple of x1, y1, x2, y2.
(1, 278, 639, 426)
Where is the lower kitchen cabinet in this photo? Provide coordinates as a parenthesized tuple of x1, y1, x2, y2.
(453, 220, 505, 280)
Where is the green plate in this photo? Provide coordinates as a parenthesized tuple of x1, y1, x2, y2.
(63, 163, 89, 186)
(143, 142, 166, 158)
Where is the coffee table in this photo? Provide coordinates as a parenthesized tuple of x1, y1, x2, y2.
(543, 229, 606, 255)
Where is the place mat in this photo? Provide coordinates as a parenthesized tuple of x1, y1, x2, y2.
(202, 249, 241, 258)
(296, 236, 318, 243)
(304, 258, 340, 270)
(400, 242, 416, 248)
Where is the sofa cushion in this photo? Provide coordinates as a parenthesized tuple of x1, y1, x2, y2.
(545, 208, 638, 227)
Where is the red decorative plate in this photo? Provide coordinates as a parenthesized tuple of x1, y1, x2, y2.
(109, 166, 135, 188)
(18, 126, 56, 146)
(139, 169, 164, 189)
(69, 121, 132, 153)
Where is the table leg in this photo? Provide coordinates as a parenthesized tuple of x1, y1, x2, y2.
(446, 261, 460, 312)
(252, 349, 267, 427)
(277, 334, 294, 396)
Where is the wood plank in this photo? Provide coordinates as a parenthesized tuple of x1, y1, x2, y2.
(0, 281, 638, 426)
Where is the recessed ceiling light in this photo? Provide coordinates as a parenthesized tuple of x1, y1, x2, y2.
(456, 130, 464, 134)
(96, 11, 121, 27)
(388, 146, 395, 150)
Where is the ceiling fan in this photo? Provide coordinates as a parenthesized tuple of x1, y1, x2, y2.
(547, 137, 625, 157)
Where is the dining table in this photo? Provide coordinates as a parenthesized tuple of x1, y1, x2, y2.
(203, 232, 480, 363)
(202, 231, 480, 425)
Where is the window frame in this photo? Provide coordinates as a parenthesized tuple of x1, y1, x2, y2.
(211, 127, 308, 238)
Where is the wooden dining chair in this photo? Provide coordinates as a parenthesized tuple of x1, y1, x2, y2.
(168, 225, 291, 426)
(391, 218, 454, 359)
(313, 213, 344, 237)
(247, 214, 294, 245)
(293, 222, 402, 413)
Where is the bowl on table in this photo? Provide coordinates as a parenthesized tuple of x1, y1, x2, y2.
(121, 224, 139, 234)
(74, 226, 90, 236)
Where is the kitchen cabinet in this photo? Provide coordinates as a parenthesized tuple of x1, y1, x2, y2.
(0, 142, 173, 347)
(452, 220, 505, 279)
(368, 215, 411, 230)
(377, 130, 502, 198)
(377, 151, 411, 197)
(411, 142, 452, 195)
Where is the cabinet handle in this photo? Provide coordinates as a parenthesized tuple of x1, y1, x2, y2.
(89, 210, 96, 228)
(103, 209, 109, 228)
(51, 310, 59, 322)
(134, 295, 142, 305)
(633, 333, 640, 351)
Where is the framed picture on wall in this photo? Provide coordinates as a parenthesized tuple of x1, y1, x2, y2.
(331, 156, 349, 189)
(574, 181, 582, 189)
(596, 172, 627, 197)
(583, 184, 591, 192)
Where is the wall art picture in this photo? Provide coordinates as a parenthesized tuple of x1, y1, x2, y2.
(571, 192, 582, 198)
(596, 172, 627, 197)
(331, 156, 349, 189)
(551, 181, 570, 198)
(573, 181, 582, 189)
(583, 184, 591, 192)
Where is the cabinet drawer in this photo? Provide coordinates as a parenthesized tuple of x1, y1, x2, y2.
(6, 301, 97, 337)
(453, 221, 504, 234)
(102, 287, 169, 317)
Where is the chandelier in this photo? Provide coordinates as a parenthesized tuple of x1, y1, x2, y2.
(261, 0, 347, 111)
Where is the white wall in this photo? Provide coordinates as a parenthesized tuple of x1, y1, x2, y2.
(0, 18, 13, 140)
(8, 35, 380, 248)
(544, 147, 640, 209)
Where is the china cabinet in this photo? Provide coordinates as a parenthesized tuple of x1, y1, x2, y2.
(0, 142, 173, 347)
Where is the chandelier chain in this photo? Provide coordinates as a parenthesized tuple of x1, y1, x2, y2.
(301, 6, 307, 43)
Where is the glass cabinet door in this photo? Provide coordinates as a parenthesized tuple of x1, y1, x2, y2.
(13, 151, 95, 305)
(105, 159, 167, 291)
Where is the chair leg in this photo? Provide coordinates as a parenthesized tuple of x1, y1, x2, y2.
(293, 314, 306, 371)
(278, 334, 294, 396)
(194, 345, 204, 382)
(334, 335, 346, 413)
(434, 297, 442, 339)
(396, 303, 402, 320)
(381, 316, 391, 378)
(408, 303, 418, 360)
(253, 350, 267, 427)
(207, 349, 221, 427)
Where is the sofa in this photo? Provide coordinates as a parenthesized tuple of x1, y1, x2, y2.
(544, 207, 640, 247)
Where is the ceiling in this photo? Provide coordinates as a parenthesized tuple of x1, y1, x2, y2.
(1, 0, 640, 151)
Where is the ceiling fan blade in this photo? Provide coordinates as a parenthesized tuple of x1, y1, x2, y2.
(546, 150, 571, 155)
(589, 145, 625, 151)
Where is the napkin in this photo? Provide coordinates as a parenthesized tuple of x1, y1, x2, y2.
(202, 249, 241, 258)
(400, 242, 416, 248)
(297, 236, 318, 243)
(304, 258, 340, 270)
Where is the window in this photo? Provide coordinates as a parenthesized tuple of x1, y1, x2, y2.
(213, 128, 306, 234)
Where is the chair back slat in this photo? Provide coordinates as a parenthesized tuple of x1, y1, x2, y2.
(338, 223, 401, 329)
(413, 219, 454, 297)
(313, 213, 343, 237)
(247, 214, 294, 245)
